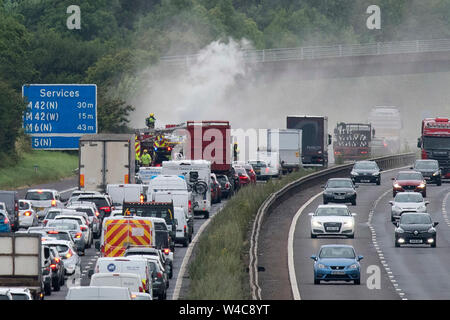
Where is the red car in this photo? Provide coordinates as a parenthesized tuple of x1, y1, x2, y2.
(242, 164, 257, 184)
(235, 167, 251, 186)
(210, 174, 222, 204)
(392, 171, 427, 197)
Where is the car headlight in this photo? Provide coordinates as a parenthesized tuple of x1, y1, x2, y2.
(348, 263, 359, 270)
(317, 263, 327, 269)
(432, 171, 440, 176)
(312, 220, 323, 228)
(393, 183, 401, 189)
(418, 205, 426, 211)
(396, 227, 404, 233)
(392, 206, 401, 212)
(418, 183, 426, 188)
(343, 220, 354, 227)
(351, 171, 358, 176)
(372, 172, 380, 176)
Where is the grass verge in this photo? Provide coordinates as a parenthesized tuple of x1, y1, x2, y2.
(186, 168, 315, 300)
(0, 151, 78, 189)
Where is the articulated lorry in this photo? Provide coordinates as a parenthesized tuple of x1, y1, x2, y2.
(286, 116, 331, 167)
(79, 134, 136, 192)
(333, 122, 372, 161)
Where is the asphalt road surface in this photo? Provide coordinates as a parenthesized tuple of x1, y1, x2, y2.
(289, 168, 450, 300)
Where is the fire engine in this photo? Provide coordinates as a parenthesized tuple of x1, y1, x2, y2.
(417, 117, 450, 178)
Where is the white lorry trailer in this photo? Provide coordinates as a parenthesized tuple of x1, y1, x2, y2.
(79, 134, 136, 192)
(267, 129, 302, 174)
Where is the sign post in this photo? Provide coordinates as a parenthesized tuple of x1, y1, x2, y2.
(22, 84, 97, 150)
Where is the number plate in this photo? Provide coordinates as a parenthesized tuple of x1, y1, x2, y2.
(410, 239, 423, 244)
(335, 196, 345, 200)
(331, 271, 346, 275)
(424, 177, 430, 180)
(326, 227, 339, 231)
(361, 179, 370, 182)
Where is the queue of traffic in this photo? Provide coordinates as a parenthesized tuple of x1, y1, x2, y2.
(309, 159, 443, 285)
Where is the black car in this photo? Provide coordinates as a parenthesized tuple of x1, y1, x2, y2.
(393, 212, 438, 247)
(48, 246, 65, 291)
(216, 174, 232, 199)
(322, 178, 358, 205)
(148, 259, 168, 300)
(350, 160, 381, 185)
(411, 159, 442, 186)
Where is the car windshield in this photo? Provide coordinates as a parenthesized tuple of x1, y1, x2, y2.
(354, 162, 378, 170)
(414, 161, 438, 170)
(326, 180, 353, 188)
(236, 168, 247, 174)
(319, 246, 356, 259)
(47, 232, 71, 241)
(71, 208, 94, 216)
(47, 221, 78, 230)
(148, 261, 159, 274)
(46, 244, 69, 254)
(397, 172, 423, 180)
(315, 207, 350, 216)
(155, 231, 169, 248)
(0, 294, 10, 300)
(395, 193, 423, 203)
(400, 214, 432, 225)
(45, 211, 61, 219)
(216, 176, 228, 183)
(11, 293, 29, 300)
(25, 191, 53, 201)
(57, 217, 83, 225)
(77, 197, 109, 208)
(18, 202, 29, 210)
(249, 161, 267, 168)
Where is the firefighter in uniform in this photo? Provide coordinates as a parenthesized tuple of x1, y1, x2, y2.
(145, 113, 156, 129)
(140, 149, 152, 167)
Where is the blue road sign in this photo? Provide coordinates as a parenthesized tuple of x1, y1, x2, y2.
(22, 84, 97, 135)
(31, 136, 81, 150)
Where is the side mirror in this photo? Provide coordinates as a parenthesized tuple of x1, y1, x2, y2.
(321, 185, 325, 188)
(389, 201, 394, 205)
(409, 167, 413, 170)
(351, 213, 357, 216)
(433, 222, 439, 227)
(425, 201, 430, 205)
(417, 137, 422, 148)
(354, 185, 359, 188)
(392, 222, 399, 227)
(357, 255, 364, 261)
(310, 255, 317, 261)
(308, 213, 314, 217)
(391, 177, 395, 181)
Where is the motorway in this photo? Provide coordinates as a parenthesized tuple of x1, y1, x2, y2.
(16, 176, 228, 300)
(288, 167, 450, 300)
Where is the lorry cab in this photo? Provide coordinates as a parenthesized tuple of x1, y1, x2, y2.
(162, 160, 211, 218)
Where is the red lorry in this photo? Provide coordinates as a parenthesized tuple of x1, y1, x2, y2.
(418, 117, 450, 178)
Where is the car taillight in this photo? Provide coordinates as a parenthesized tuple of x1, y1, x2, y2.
(188, 200, 192, 211)
(225, 183, 230, 189)
(265, 167, 269, 173)
(156, 272, 162, 279)
(184, 225, 187, 233)
(43, 220, 48, 225)
(95, 211, 100, 217)
(48, 230, 59, 234)
(99, 207, 111, 213)
(75, 232, 82, 239)
(65, 249, 73, 259)
(80, 226, 87, 231)
(140, 194, 144, 203)
(23, 211, 31, 216)
(3, 217, 8, 224)
(50, 264, 57, 270)
(163, 249, 170, 255)
(51, 200, 56, 207)
(54, 257, 60, 263)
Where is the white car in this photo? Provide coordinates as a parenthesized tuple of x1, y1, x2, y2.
(8, 287, 33, 300)
(309, 204, 357, 238)
(389, 192, 429, 222)
(17, 200, 38, 228)
(42, 239, 80, 275)
(66, 286, 132, 300)
(24, 189, 64, 219)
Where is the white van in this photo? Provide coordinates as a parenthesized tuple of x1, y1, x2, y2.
(106, 184, 145, 207)
(146, 175, 191, 216)
(92, 257, 151, 293)
(162, 160, 211, 218)
(89, 272, 150, 298)
(174, 207, 191, 247)
(66, 286, 131, 300)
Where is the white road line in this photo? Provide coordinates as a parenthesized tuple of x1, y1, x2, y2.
(60, 187, 78, 194)
(288, 191, 323, 300)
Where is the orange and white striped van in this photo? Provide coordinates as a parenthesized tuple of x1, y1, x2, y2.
(99, 216, 154, 257)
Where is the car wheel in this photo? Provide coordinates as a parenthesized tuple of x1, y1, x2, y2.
(323, 199, 328, 205)
(376, 179, 381, 186)
(354, 279, 360, 285)
(348, 233, 354, 239)
(204, 211, 209, 219)
(314, 279, 320, 285)
(391, 215, 395, 222)
(183, 238, 188, 247)
(437, 180, 442, 186)
(395, 241, 400, 248)
(311, 233, 317, 239)
(431, 238, 436, 248)
(52, 277, 60, 291)
(423, 192, 427, 198)
(351, 200, 356, 206)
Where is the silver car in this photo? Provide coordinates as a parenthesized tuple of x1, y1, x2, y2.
(389, 192, 429, 222)
(43, 240, 80, 276)
(46, 219, 86, 255)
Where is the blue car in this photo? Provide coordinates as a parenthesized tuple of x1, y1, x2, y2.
(311, 244, 363, 285)
(0, 212, 11, 233)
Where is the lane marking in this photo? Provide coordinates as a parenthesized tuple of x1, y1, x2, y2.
(288, 191, 323, 300)
(60, 187, 77, 194)
(288, 165, 410, 300)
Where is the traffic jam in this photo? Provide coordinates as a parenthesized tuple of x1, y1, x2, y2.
(0, 110, 449, 300)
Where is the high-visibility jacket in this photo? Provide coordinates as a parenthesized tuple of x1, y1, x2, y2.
(140, 153, 152, 166)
